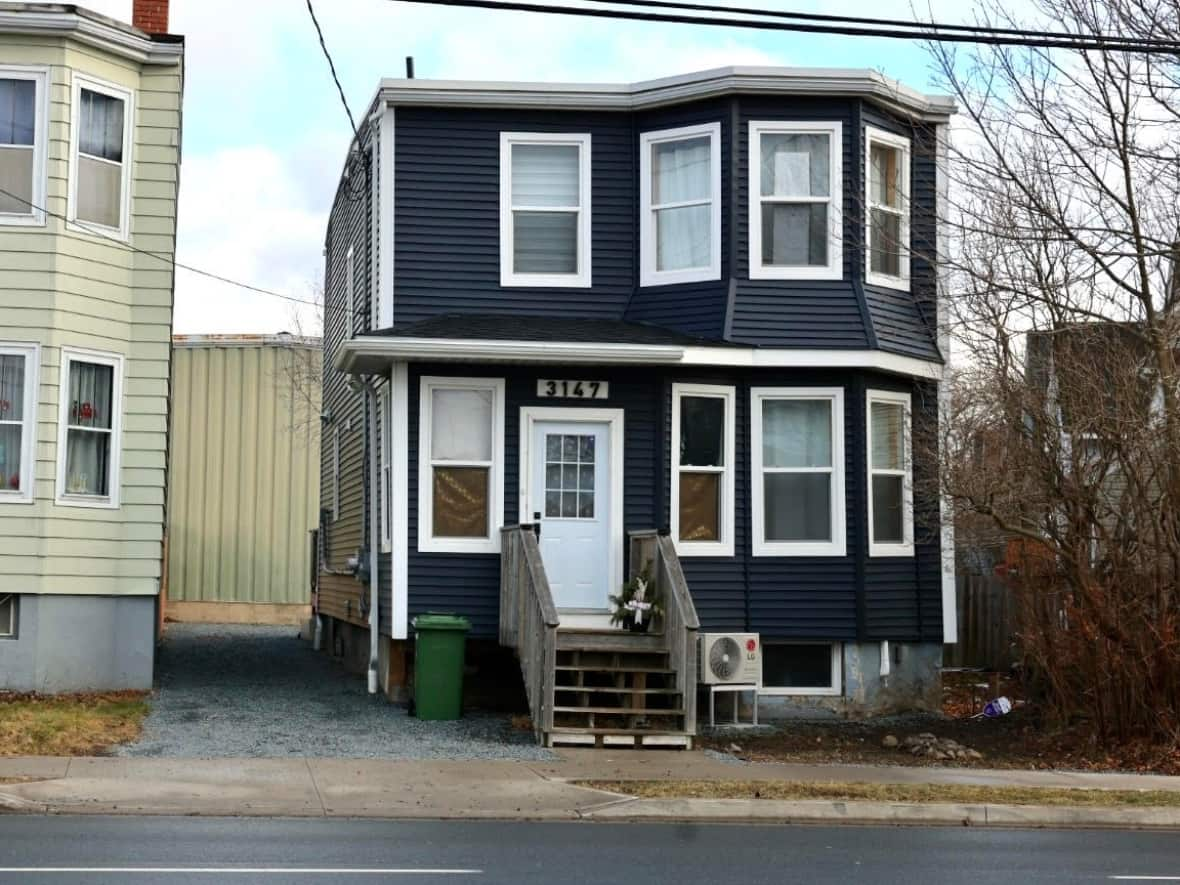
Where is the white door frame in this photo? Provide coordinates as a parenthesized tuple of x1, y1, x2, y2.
(519, 406, 625, 614)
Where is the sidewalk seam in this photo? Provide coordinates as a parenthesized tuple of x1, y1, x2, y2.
(304, 760, 328, 817)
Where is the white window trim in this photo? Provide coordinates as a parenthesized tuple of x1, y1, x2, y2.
(67, 73, 134, 242)
(0, 65, 49, 227)
(379, 382, 392, 553)
(345, 245, 355, 337)
(55, 346, 123, 510)
(0, 341, 39, 504)
(418, 375, 505, 554)
(748, 120, 843, 281)
(0, 593, 14, 637)
(751, 386, 846, 557)
(331, 425, 340, 522)
(670, 383, 734, 557)
(867, 389, 914, 557)
(499, 131, 592, 288)
(759, 641, 843, 696)
(864, 125, 911, 291)
(639, 122, 721, 287)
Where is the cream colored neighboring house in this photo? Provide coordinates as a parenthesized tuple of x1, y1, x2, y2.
(0, 1, 183, 691)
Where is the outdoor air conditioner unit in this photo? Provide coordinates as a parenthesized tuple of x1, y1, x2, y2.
(698, 633, 762, 686)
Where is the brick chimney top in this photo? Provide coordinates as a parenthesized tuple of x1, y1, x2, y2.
(132, 0, 169, 34)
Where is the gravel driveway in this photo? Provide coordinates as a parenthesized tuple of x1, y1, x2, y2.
(121, 623, 554, 760)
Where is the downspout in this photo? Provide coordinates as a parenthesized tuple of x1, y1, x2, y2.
(363, 378, 380, 695)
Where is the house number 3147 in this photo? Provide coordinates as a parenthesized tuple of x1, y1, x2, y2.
(537, 380, 609, 399)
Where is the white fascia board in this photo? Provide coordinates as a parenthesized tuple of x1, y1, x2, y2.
(0, 10, 184, 65)
(681, 347, 944, 379)
(372, 66, 956, 122)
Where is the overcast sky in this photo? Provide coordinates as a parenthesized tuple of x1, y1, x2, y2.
(80, 0, 960, 334)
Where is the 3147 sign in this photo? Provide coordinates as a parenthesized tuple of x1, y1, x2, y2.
(537, 379, 609, 400)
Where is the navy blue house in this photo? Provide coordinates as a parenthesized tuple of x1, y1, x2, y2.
(317, 67, 957, 745)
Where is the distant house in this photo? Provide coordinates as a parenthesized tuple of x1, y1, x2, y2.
(165, 335, 321, 626)
(0, 1, 183, 692)
(317, 67, 956, 745)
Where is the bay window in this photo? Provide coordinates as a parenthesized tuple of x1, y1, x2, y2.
(752, 387, 846, 557)
(865, 126, 910, 289)
(749, 121, 842, 280)
(671, 383, 734, 556)
(500, 132, 591, 287)
(640, 123, 721, 286)
(0, 343, 38, 502)
(418, 376, 504, 553)
(56, 348, 123, 508)
(0, 67, 46, 224)
(867, 389, 913, 556)
(70, 76, 132, 238)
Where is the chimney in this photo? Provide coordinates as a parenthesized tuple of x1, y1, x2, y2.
(132, 0, 170, 34)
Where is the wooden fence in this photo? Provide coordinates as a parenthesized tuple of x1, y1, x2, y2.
(943, 574, 1017, 670)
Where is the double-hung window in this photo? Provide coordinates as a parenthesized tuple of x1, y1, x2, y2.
(56, 348, 123, 508)
(500, 132, 591, 287)
(418, 376, 504, 553)
(0, 343, 39, 503)
(671, 383, 734, 556)
(749, 121, 842, 280)
(865, 126, 911, 289)
(867, 390, 913, 556)
(752, 387, 846, 557)
(640, 123, 721, 286)
(70, 76, 132, 238)
(0, 67, 46, 225)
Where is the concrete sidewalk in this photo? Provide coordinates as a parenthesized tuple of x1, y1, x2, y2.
(2, 751, 1179, 829)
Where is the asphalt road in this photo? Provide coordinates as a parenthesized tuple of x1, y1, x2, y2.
(0, 816, 1177, 884)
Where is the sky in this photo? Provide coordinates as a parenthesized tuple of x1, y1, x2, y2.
(79, 0, 963, 335)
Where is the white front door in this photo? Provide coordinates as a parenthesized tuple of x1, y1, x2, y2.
(530, 420, 612, 613)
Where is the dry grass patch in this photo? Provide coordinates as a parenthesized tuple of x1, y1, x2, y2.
(580, 779, 1180, 807)
(0, 692, 149, 756)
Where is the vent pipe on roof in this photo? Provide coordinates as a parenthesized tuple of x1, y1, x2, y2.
(406, 56, 415, 79)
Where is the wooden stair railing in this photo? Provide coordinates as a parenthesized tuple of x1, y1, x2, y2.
(499, 524, 560, 744)
(629, 530, 701, 739)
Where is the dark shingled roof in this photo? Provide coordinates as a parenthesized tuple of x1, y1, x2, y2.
(361, 314, 740, 347)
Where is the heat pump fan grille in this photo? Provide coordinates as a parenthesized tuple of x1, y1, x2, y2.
(708, 636, 742, 681)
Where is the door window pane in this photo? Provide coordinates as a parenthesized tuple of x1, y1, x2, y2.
(431, 388, 492, 461)
(764, 473, 831, 542)
(760, 133, 829, 197)
(679, 472, 720, 542)
(680, 396, 724, 466)
(872, 474, 904, 543)
(544, 433, 594, 520)
(762, 399, 831, 468)
(871, 401, 904, 470)
(432, 466, 489, 537)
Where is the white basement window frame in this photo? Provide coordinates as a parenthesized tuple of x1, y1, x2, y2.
(418, 375, 505, 554)
(499, 131, 592, 288)
(55, 347, 124, 509)
(670, 382, 735, 557)
(379, 381, 392, 553)
(68, 73, 134, 241)
(0, 342, 39, 503)
(867, 389, 914, 557)
(0, 65, 48, 226)
(865, 125, 911, 291)
(749, 120, 843, 281)
(759, 641, 842, 696)
(639, 122, 721, 287)
(0, 593, 15, 638)
(751, 386, 846, 557)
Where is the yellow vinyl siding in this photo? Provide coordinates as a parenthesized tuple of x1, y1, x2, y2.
(0, 30, 181, 597)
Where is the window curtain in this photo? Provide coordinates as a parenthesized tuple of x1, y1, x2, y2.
(79, 89, 124, 162)
(65, 361, 113, 497)
(0, 78, 34, 146)
(870, 402, 904, 470)
(760, 133, 829, 267)
(0, 354, 24, 491)
(653, 136, 711, 271)
(762, 400, 831, 468)
(511, 143, 580, 274)
(431, 389, 492, 461)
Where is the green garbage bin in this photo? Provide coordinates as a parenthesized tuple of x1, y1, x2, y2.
(412, 613, 471, 720)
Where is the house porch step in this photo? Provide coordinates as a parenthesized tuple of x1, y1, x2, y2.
(556, 628, 666, 653)
(552, 705, 686, 716)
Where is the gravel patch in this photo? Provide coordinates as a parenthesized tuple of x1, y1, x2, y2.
(120, 623, 554, 761)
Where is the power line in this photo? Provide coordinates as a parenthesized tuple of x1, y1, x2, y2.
(396, 0, 1180, 52)
(306, 0, 361, 141)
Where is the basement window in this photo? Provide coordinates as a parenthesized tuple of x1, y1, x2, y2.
(0, 593, 14, 638)
(760, 642, 841, 696)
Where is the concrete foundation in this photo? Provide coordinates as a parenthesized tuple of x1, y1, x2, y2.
(165, 601, 310, 626)
(755, 642, 943, 720)
(0, 594, 156, 692)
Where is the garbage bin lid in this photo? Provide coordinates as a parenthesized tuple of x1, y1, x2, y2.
(412, 613, 471, 631)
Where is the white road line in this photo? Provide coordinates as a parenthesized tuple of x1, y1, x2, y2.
(1109, 877, 1180, 881)
(0, 869, 482, 876)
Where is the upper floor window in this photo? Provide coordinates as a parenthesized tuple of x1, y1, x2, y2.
(865, 126, 911, 290)
(0, 67, 47, 225)
(751, 387, 846, 557)
(500, 132, 591, 288)
(640, 123, 721, 287)
(867, 389, 913, 556)
(671, 383, 735, 557)
(749, 121, 842, 281)
(0, 342, 39, 503)
(70, 76, 132, 239)
(56, 348, 123, 509)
